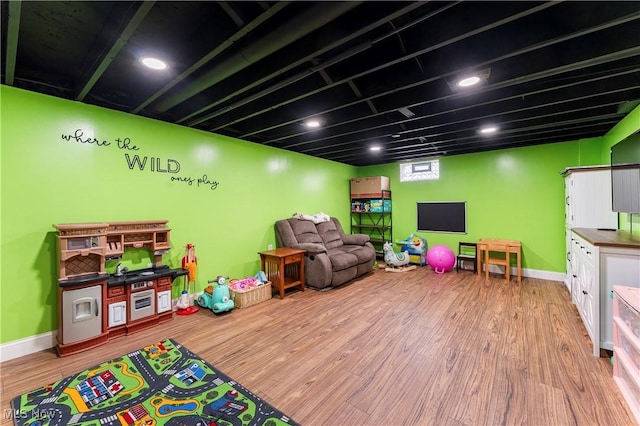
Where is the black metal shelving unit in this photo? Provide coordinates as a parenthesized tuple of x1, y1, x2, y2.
(350, 189, 392, 256)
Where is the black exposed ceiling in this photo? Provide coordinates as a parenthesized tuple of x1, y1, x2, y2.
(2, 1, 640, 166)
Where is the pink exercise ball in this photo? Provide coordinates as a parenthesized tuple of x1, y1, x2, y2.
(427, 245, 455, 274)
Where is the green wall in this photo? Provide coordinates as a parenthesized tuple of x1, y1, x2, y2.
(358, 141, 598, 274)
(2, 86, 638, 346)
(0, 86, 356, 343)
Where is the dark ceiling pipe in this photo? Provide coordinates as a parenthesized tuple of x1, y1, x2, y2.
(240, 6, 639, 142)
(221, 1, 561, 137)
(77, 1, 155, 101)
(184, 2, 449, 126)
(132, 1, 291, 114)
(294, 69, 640, 153)
(4, 0, 21, 86)
(155, 1, 361, 112)
(180, 2, 435, 125)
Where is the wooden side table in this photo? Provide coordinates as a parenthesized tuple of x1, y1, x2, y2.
(258, 248, 306, 299)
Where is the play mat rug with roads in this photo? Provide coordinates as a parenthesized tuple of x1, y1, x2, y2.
(10, 338, 298, 426)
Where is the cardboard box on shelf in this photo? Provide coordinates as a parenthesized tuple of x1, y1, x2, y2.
(350, 176, 390, 198)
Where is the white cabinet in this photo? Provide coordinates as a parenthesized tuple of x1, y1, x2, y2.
(157, 290, 172, 313)
(563, 166, 618, 291)
(570, 229, 640, 356)
(108, 301, 127, 327)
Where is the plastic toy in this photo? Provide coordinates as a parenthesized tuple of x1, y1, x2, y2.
(383, 241, 410, 267)
(396, 234, 428, 266)
(177, 243, 199, 315)
(427, 245, 456, 274)
(198, 275, 234, 314)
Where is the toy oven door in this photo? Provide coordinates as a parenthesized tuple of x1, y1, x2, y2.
(129, 289, 155, 321)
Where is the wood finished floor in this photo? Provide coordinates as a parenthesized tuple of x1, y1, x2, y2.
(1, 267, 637, 426)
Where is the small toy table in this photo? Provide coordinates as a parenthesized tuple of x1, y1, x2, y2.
(258, 248, 306, 299)
(476, 238, 522, 282)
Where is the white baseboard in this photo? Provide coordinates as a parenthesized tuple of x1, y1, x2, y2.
(1, 296, 185, 362)
(519, 267, 565, 282)
(458, 263, 565, 282)
(0, 330, 57, 362)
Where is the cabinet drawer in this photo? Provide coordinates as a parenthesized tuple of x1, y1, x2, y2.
(615, 317, 640, 373)
(613, 348, 640, 418)
(285, 254, 303, 264)
(107, 295, 126, 305)
(107, 286, 125, 297)
(157, 276, 172, 287)
(573, 235, 594, 261)
(615, 288, 640, 340)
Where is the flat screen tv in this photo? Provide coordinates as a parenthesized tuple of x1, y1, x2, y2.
(611, 132, 640, 214)
(417, 201, 467, 233)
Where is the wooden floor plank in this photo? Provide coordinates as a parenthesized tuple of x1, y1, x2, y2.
(526, 379, 575, 426)
(1, 267, 636, 425)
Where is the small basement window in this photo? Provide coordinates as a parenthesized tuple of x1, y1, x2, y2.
(399, 160, 439, 182)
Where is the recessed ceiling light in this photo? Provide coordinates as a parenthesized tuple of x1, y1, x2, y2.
(305, 120, 321, 128)
(370, 146, 381, 152)
(479, 126, 498, 134)
(448, 69, 491, 92)
(140, 57, 167, 70)
(391, 134, 401, 138)
(457, 76, 481, 87)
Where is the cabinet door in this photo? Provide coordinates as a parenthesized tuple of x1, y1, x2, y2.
(567, 170, 617, 228)
(565, 229, 573, 293)
(108, 301, 127, 327)
(565, 175, 573, 227)
(157, 290, 172, 313)
(578, 259, 596, 340)
(61, 285, 102, 344)
(570, 236, 581, 304)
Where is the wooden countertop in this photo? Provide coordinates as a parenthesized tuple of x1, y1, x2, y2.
(572, 228, 640, 249)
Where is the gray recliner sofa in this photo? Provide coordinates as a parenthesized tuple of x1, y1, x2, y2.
(275, 217, 376, 290)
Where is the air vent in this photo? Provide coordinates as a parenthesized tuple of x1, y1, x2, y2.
(398, 107, 415, 118)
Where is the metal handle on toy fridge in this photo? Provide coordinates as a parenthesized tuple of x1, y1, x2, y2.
(94, 299, 99, 317)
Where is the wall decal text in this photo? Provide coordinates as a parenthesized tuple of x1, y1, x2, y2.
(60, 128, 220, 191)
(61, 129, 140, 151)
(125, 154, 180, 173)
(61, 129, 110, 147)
(171, 174, 219, 190)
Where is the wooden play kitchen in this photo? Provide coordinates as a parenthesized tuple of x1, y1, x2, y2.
(54, 220, 186, 356)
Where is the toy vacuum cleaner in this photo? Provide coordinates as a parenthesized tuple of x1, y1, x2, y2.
(177, 243, 199, 315)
